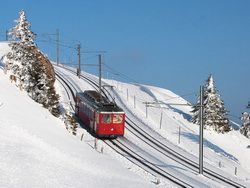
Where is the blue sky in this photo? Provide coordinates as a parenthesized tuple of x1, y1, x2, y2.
(1, 0, 250, 122)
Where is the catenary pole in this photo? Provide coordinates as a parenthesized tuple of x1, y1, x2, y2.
(99, 54, 102, 102)
(199, 86, 204, 174)
(77, 43, 81, 78)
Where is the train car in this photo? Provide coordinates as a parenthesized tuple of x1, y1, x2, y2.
(75, 90, 125, 138)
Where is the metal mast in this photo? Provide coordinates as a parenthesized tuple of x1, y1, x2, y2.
(77, 43, 81, 78)
(98, 54, 102, 102)
(199, 86, 204, 174)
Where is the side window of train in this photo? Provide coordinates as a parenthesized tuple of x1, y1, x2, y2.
(102, 114, 111, 124)
(113, 114, 123, 123)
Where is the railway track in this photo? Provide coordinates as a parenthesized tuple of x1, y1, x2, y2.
(54, 64, 247, 188)
(55, 66, 194, 187)
(55, 71, 76, 110)
(104, 139, 194, 188)
(125, 117, 246, 188)
(99, 82, 246, 188)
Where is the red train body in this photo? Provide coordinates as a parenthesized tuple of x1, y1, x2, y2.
(75, 90, 125, 137)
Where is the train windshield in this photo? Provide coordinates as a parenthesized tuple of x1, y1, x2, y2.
(113, 114, 123, 123)
(102, 114, 112, 123)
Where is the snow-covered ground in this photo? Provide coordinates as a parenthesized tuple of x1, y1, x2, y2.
(0, 41, 250, 187)
(57, 67, 250, 185)
(105, 79, 250, 180)
(0, 42, 155, 188)
(102, 75, 250, 184)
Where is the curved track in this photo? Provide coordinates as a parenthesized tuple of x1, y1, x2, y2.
(54, 64, 247, 188)
(55, 65, 194, 187)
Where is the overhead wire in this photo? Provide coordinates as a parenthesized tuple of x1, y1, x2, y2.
(103, 63, 139, 83)
(11, 32, 245, 126)
(36, 38, 76, 49)
(36, 33, 243, 122)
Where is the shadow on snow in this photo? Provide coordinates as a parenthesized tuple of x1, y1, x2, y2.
(181, 132, 238, 162)
(136, 84, 192, 121)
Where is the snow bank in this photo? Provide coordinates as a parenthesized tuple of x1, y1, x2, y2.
(0, 42, 154, 188)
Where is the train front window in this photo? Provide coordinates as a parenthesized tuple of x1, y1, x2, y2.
(113, 114, 123, 123)
(102, 114, 111, 123)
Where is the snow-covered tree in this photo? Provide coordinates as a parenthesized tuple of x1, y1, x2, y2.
(192, 74, 231, 133)
(31, 56, 48, 103)
(240, 112, 250, 138)
(191, 96, 201, 124)
(32, 49, 60, 116)
(45, 86, 60, 117)
(8, 10, 36, 45)
(7, 10, 60, 117)
(7, 10, 36, 92)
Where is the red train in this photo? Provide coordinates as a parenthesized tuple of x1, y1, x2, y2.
(75, 90, 125, 138)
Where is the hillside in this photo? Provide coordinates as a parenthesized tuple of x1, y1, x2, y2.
(0, 42, 154, 188)
(1, 41, 250, 187)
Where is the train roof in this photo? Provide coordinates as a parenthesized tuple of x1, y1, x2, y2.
(76, 90, 124, 112)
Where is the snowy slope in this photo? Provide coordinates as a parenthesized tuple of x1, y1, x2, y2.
(79, 67, 250, 183)
(102, 77, 250, 182)
(1, 41, 250, 187)
(53, 64, 250, 187)
(63, 66, 250, 183)
(0, 42, 155, 188)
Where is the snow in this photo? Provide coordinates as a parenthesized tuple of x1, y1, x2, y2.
(0, 42, 154, 188)
(108, 79, 250, 182)
(0, 41, 250, 187)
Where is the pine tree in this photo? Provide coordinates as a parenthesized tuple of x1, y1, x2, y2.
(240, 112, 250, 138)
(7, 10, 61, 117)
(46, 86, 60, 117)
(32, 57, 48, 103)
(192, 74, 231, 133)
(191, 96, 202, 124)
(8, 10, 36, 46)
(33, 49, 60, 116)
(7, 10, 36, 93)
